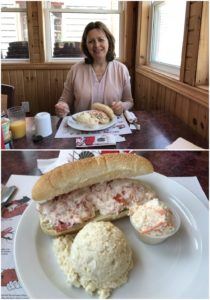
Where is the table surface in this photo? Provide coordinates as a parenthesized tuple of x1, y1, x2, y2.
(1, 150, 208, 197)
(9, 111, 208, 149)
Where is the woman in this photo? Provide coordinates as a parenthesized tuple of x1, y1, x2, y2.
(55, 21, 133, 117)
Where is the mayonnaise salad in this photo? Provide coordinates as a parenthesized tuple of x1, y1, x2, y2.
(53, 221, 133, 298)
(130, 198, 176, 238)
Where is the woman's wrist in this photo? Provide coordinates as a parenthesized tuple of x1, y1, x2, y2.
(55, 101, 70, 117)
(121, 100, 133, 112)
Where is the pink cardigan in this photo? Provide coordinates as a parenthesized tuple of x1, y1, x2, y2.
(59, 60, 133, 113)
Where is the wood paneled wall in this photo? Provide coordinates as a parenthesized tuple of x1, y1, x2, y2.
(2, 65, 70, 115)
(135, 72, 208, 140)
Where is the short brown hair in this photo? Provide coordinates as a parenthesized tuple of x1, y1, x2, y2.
(81, 21, 116, 64)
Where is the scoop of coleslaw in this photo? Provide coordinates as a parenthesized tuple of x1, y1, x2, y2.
(130, 198, 175, 237)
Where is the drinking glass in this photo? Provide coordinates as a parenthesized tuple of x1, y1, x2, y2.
(7, 106, 26, 139)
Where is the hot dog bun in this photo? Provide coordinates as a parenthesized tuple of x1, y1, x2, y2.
(91, 103, 115, 120)
(32, 153, 154, 202)
(32, 154, 155, 237)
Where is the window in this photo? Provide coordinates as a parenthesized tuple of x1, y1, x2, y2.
(1, 0, 29, 61)
(43, 0, 122, 61)
(149, 1, 186, 75)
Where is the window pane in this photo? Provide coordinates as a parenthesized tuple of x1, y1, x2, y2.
(50, 13, 120, 58)
(1, 12, 29, 59)
(50, 0, 119, 10)
(0, 0, 26, 9)
(151, 1, 186, 67)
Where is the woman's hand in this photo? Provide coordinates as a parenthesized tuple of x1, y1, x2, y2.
(111, 101, 124, 115)
(55, 101, 70, 117)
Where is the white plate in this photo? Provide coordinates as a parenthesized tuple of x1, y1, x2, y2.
(14, 172, 208, 299)
(67, 111, 117, 131)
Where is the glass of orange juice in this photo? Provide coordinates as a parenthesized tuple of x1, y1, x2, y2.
(7, 106, 26, 139)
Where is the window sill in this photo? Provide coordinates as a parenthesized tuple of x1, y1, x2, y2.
(136, 65, 209, 107)
(196, 85, 209, 92)
(149, 62, 180, 78)
(137, 65, 180, 80)
(2, 58, 124, 70)
(46, 57, 83, 63)
(2, 59, 30, 64)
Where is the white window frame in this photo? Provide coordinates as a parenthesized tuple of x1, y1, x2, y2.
(149, 1, 186, 76)
(43, 1, 123, 62)
(1, 4, 29, 63)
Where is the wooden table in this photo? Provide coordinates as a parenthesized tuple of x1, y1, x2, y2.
(9, 111, 208, 149)
(1, 150, 209, 197)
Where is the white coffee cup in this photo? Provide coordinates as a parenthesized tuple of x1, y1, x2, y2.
(34, 112, 52, 137)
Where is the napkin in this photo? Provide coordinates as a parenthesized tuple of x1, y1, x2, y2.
(37, 158, 58, 173)
(124, 110, 138, 123)
(37, 150, 100, 173)
(124, 111, 140, 130)
(166, 137, 204, 150)
(170, 176, 208, 208)
(37, 149, 131, 173)
(115, 135, 126, 142)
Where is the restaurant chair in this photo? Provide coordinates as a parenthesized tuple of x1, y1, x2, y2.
(1, 84, 15, 115)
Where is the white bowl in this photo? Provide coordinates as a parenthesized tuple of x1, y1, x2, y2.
(130, 207, 181, 245)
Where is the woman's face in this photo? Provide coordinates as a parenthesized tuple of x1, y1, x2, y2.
(86, 29, 109, 62)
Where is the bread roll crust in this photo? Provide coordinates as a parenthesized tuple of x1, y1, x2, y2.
(91, 103, 115, 120)
(32, 153, 154, 202)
